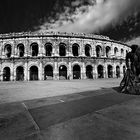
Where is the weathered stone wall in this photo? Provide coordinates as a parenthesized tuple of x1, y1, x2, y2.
(0, 32, 131, 81)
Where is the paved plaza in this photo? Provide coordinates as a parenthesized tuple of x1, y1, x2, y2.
(0, 78, 140, 140)
(0, 78, 121, 104)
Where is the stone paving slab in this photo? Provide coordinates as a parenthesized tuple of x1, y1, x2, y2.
(0, 103, 42, 140)
(41, 107, 140, 140)
(0, 79, 121, 104)
(0, 79, 139, 140)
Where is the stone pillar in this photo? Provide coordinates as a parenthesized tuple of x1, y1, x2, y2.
(120, 64, 123, 78)
(113, 65, 116, 78)
(11, 42, 14, 58)
(79, 41, 85, 57)
(52, 46, 55, 56)
(24, 62, 28, 81)
(0, 64, 2, 81)
(102, 45, 106, 57)
(39, 62, 43, 80)
(14, 45, 18, 57)
(92, 65, 95, 79)
(10, 63, 14, 81)
(81, 63, 86, 79)
(91, 43, 96, 57)
(54, 43, 59, 57)
(104, 64, 108, 78)
(24, 39, 29, 57)
(0, 42, 2, 59)
(54, 61, 59, 80)
(68, 62, 72, 80)
(68, 41, 73, 57)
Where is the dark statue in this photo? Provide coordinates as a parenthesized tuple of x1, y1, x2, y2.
(120, 44, 140, 94)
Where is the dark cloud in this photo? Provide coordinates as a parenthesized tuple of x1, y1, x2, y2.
(0, 0, 140, 42)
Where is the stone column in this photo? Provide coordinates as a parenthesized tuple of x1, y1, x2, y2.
(15, 44, 18, 57)
(24, 38, 29, 57)
(39, 62, 43, 80)
(113, 65, 116, 78)
(104, 64, 108, 78)
(120, 64, 123, 78)
(53, 61, 59, 80)
(10, 63, 14, 81)
(68, 40, 73, 57)
(24, 62, 28, 81)
(0, 64, 2, 81)
(91, 43, 96, 57)
(81, 62, 86, 79)
(38, 42, 43, 57)
(79, 41, 85, 57)
(54, 42, 59, 57)
(11, 41, 14, 58)
(68, 62, 72, 80)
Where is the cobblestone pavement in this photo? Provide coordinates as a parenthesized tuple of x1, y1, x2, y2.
(0, 78, 121, 104)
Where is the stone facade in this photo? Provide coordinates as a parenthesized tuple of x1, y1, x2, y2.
(0, 32, 131, 81)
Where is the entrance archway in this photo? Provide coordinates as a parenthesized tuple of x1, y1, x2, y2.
(30, 66, 38, 80)
(5, 44, 12, 58)
(44, 65, 53, 80)
(96, 45, 102, 57)
(106, 46, 111, 58)
(72, 43, 79, 56)
(86, 65, 93, 79)
(31, 43, 38, 56)
(16, 66, 24, 81)
(116, 66, 120, 78)
(85, 44, 91, 57)
(73, 65, 81, 79)
(59, 43, 66, 56)
(17, 44, 24, 57)
(59, 65, 67, 80)
(97, 65, 104, 78)
(108, 65, 113, 78)
(3, 67, 10, 81)
(45, 43, 52, 56)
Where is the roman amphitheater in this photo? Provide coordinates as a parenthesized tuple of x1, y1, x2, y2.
(0, 32, 131, 81)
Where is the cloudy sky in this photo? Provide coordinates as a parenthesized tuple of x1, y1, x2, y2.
(0, 0, 140, 42)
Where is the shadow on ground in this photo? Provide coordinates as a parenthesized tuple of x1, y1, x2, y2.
(0, 87, 140, 140)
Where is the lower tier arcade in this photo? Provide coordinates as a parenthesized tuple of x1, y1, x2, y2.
(0, 57, 126, 81)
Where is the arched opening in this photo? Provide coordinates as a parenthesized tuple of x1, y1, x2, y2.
(106, 46, 111, 58)
(59, 65, 67, 80)
(73, 65, 81, 79)
(3, 67, 10, 81)
(86, 65, 93, 79)
(107, 65, 113, 78)
(17, 44, 24, 57)
(114, 47, 118, 57)
(85, 44, 91, 57)
(72, 43, 79, 56)
(44, 65, 53, 80)
(5, 44, 12, 58)
(31, 43, 38, 56)
(45, 43, 52, 56)
(97, 65, 104, 78)
(30, 66, 38, 80)
(59, 43, 66, 56)
(16, 66, 24, 81)
(96, 45, 102, 57)
(121, 49, 124, 57)
(116, 66, 120, 78)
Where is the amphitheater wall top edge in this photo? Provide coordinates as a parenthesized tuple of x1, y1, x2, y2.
(0, 31, 130, 48)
